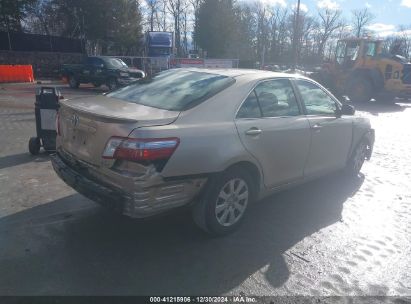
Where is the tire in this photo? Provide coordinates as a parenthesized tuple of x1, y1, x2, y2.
(346, 139, 368, 176)
(68, 75, 79, 89)
(192, 167, 255, 236)
(28, 137, 41, 155)
(107, 78, 118, 91)
(346, 78, 372, 103)
(92, 82, 101, 88)
(375, 91, 396, 103)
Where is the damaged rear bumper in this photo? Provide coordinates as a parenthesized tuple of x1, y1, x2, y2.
(50, 152, 207, 218)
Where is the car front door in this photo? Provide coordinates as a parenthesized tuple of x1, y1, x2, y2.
(90, 58, 106, 84)
(235, 78, 311, 188)
(78, 57, 93, 82)
(293, 79, 353, 177)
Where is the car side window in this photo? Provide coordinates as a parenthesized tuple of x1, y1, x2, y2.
(254, 79, 300, 117)
(295, 80, 337, 116)
(237, 90, 261, 119)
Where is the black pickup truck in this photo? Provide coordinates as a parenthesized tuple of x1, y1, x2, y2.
(61, 56, 145, 90)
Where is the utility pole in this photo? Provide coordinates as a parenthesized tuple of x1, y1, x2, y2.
(292, 0, 301, 72)
(261, 44, 266, 70)
(6, 18, 12, 51)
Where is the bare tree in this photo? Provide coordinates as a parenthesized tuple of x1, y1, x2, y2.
(159, 0, 167, 31)
(253, 1, 269, 66)
(167, 0, 189, 56)
(317, 8, 344, 57)
(292, 0, 301, 69)
(299, 14, 317, 62)
(145, 0, 159, 31)
(397, 25, 411, 59)
(351, 8, 374, 38)
(384, 26, 411, 59)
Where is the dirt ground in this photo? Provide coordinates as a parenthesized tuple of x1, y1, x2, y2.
(0, 82, 410, 296)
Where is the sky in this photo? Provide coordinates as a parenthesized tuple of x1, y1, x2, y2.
(252, 0, 411, 37)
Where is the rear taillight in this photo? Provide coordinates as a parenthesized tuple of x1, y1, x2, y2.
(56, 111, 61, 136)
(102, 137, 180, 162)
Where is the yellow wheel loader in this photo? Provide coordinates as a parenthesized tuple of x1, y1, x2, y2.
(315, 38, 411, 102)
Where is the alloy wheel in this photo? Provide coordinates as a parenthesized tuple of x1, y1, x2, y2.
(215, 178, 249, 227)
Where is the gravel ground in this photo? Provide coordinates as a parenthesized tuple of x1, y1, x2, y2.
(0, 83, 410, 297)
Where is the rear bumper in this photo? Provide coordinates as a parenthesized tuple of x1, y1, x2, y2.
(51, 152, 207, 218)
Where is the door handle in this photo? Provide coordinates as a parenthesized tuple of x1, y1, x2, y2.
(311, 124, 322, 132)
(245, 128, 262, 136)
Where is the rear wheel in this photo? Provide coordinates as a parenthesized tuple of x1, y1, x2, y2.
(28, 137, 41, 155)
(68, 75, 79, 89)
(192, 168, 254, 236)
(347, 78, 372, 103)
(375, 91, 396, 103)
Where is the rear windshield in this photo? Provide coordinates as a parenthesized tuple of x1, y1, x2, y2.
(107, 69, 235, 111)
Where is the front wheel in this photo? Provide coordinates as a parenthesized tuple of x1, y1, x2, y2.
(68, 75, 79, 89)
(346, 140, 368, 176)
(28, 137, 41, 155)
(107, 78, 118, 91)
(346, 78, 372, 103)
(192, 168, 254, 236)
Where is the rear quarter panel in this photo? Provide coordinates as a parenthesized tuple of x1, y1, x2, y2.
(128, 76, 263, 178)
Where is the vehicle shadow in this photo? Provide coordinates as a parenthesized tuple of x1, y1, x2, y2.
(0, 152, 49, 170)
(0, 173, 364, 295)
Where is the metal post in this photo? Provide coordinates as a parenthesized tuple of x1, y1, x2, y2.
(7, 30, 12, 51)
(5, 15, 12, 51)
(292, 0, 301, 72)
(261, 44, 266, 70)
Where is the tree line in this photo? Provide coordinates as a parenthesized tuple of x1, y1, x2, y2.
(1, 0, 410, 63)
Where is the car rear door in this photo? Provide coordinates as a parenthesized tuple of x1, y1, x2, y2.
(77, 57, 93, 82)
(293, 79, 353, 177)
(235, 78, 311, 188)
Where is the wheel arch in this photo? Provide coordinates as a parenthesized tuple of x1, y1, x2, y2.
(221, 160, 263, 199)
(348, 128, 374, 163)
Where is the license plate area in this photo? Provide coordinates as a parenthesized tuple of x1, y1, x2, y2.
(72, 129, 88, 146)
(69, 129, 94, 160)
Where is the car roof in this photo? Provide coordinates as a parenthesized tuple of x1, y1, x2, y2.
(182, 67, 304, 80)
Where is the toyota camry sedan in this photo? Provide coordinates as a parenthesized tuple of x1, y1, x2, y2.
(51, 68, 375, 235)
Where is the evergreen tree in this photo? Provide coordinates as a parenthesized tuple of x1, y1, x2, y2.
(0, 0, 36, 32)
(194, 0, 238, 58)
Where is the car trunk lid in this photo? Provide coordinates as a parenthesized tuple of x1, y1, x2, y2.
(58, 95, 180, 166)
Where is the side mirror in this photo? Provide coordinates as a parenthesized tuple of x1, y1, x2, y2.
(340, 95, 350, 103)
(340, 104, 355, 116)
